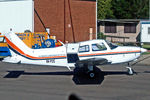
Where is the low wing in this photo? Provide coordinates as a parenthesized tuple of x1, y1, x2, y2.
(75, 58, 108, 67)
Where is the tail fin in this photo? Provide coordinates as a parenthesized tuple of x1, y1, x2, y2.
(3, 32, 33, 62)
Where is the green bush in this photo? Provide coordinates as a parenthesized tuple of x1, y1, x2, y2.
(97, 32, 106, 39)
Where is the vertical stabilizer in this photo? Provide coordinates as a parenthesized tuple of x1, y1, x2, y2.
(3, 31, 33, 63)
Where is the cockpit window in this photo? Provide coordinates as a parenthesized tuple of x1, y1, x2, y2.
(92, 43, 107, 51)
(79, 45, 89, 53)
(105, 40, 118, 49)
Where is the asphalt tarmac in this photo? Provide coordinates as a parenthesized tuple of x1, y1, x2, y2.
(0, 55, 150, 100)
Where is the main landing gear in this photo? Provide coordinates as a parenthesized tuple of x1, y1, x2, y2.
(87, 65, 96, 78)
(88, 71, 95, 78)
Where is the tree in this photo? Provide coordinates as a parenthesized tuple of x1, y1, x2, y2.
(97, 0, 114, 19)
(97, 32, 106, 39)
(111, 0, 149, 19)
(131, 0, 149, 19)
(111, 0, 131, 19)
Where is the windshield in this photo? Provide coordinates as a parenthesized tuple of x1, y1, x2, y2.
(105, 40, 118, 49)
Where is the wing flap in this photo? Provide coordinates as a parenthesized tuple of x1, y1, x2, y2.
(76, 58, 108, 67)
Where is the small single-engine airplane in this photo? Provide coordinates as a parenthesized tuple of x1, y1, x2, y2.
(2, 32, 147, 78)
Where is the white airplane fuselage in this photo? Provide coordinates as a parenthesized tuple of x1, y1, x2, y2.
(3, 32, 147, 69)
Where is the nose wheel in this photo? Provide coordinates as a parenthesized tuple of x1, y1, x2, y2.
(126, 62, 135, 75)
(126, 67, 134, 75)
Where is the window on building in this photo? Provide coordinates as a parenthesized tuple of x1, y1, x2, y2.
(105, 22, 116, 33)
(148, 27, 150, 34)
(79, 45, 89, 53)
(124, 23, 136, 33)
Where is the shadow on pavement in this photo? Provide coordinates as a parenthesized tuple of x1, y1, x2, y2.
(4, 67, 133, 85)
(143, 71, 150, 73)
(4, 71, 73, 78)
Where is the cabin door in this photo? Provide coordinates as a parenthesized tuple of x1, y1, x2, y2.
(66, 43, 79, 63)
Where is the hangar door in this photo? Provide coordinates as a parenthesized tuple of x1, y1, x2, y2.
(0, 0, 34, 34)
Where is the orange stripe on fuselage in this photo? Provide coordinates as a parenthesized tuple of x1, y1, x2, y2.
(79, 50, 141, 57)
(4, 36, 66, 60)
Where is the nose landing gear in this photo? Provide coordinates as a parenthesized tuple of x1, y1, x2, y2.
(126, 67, 134, 75)
(126, 63, 136, 75)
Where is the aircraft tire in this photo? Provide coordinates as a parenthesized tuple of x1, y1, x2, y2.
(88, 71, 95, 79)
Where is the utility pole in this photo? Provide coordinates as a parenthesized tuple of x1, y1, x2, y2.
(96, 0, 97, 39)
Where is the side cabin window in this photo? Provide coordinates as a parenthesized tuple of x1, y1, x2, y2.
(79, 45, 89, 53)
(92, 43, 107, 51)
(0, 37, 5, 43)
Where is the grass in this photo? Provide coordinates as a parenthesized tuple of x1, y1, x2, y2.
(142, 44, 150, 55)
(142, 52, 150, 55)
(142, 44, 150, 50)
